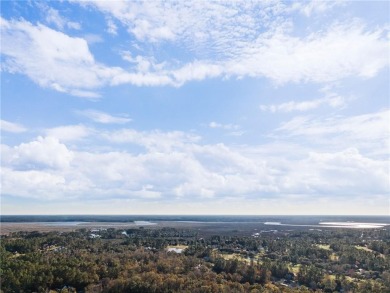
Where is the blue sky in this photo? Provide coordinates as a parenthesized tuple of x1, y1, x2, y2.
(1, 0, 389, 215)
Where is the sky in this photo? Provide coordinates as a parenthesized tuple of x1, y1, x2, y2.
(1, 0, 389, 215)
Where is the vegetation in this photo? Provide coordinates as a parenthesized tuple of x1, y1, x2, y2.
(1, 227, 389, 292)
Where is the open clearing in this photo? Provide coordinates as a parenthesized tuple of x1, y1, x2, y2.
(316, 244, 332, 250)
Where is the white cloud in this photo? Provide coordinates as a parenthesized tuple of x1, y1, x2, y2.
(106, 18, 117, 35)
(76, 109, 131, 124)
(291, 0, 344, 17)
(1, 2, 388, 94)
(74, 1, 284, 51)
(110, 71, 174, 87)
(120, 51, 166, 73)
(2, 125, 388, 204)
(75, 1, 389, 85)
(132, 186, 161, 199)
(132, 19, 175, 42)
(0, 17, 178, 91)
(1, 119, 27, 133)
(1, 168, 67, 199)
(67, 22, 81, 30)
(0, 17, 125, 97)
(208, 122, 244, 136)
(68, 89, 100, 99)
(278, 109, 389, 139)
(260, 94, 346, 113)
(45, 7, 65, 29)
(3, 136, 73, 169)
(278, 148, 389, 195)
(277, 109, 390, 156)
(83, 34, 104, 44)
(209, 122, 239, 130)
(45, 6, 81, 30)
(45, 125, 91, 141)
(75, 1, 179, 42)
(101, 128, 201, 152)
(166, 22, 387, 86)
(223, 22, 388, 84)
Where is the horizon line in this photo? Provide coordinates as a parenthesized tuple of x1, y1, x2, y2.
(1, 214, 389, 217)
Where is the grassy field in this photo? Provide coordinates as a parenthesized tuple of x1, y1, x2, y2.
(330, 252, 339, 261)
(289, 263, 301, 274)
(316, 244, 331, 250)
(355, 245, 374, 253)
(355, 245, 385, 258)
(315, 244, 339, 261)
(166, 245, 188, 253)
(219, 253, 251, 263)
(218, 251, 265, 264)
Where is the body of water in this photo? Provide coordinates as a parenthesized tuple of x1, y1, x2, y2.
(1, 215, 388, 226)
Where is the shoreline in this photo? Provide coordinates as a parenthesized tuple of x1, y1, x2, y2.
(0, 221, 211, 235)
(1, 220, 389, 236)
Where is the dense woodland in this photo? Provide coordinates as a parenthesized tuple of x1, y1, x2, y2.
(1, 227, 389, 292)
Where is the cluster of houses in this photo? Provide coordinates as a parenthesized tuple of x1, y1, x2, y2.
(88, 228, 106, 238)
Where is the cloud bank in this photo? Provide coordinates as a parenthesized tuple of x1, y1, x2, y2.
(1, 1, 388, 96)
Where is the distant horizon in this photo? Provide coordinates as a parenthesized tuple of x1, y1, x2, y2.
(2, 214, 389, 217)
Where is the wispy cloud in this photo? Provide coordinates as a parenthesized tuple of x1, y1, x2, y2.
(38, 2, 81, 30)
(1, 119, 27, 133)
(209, 122, 239, 130)
(45, 125, 92, 142)
(276, 109, 390, 156)
(77, 1, 389, 84)
(76, 109, 131, 124)
(278, 109, 389, 139)
(208, 122, 244, 136)
(260, 94, 346, 113)
(101, 128, 201, 152)
(106, 18, 117, 35)
(1, 2, 388, 96)
(291, 0, 344, 17)
(83, 34, 104, 44)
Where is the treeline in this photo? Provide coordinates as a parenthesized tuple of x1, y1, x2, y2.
(1, 228, 389, 292)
